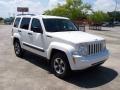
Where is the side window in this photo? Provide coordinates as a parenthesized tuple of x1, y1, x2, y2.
(31, 18, 43, 33)
(14, 18, 21, 28)
(20, 18, 31, 30)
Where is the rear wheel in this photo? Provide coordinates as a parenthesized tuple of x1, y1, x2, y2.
(14, 40, 23, 57)
(51, 52, 71, 78)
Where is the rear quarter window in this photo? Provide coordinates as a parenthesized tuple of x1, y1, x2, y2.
(14, 18, 21, 28)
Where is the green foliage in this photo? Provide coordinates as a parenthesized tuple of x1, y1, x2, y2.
(108, 11, 120, 21)
(0, 17, 3, 21)
(43, 0, 91, 20)
(43, 0, 111, 23)
(44, 5, 69, 17)
(88, 11, 110, 24)
(4, 17, 14, 24)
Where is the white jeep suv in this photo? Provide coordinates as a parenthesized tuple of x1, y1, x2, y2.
(12, 14, 109, 78)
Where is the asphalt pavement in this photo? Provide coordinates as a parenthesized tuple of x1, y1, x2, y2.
(0, 25, 120, 90)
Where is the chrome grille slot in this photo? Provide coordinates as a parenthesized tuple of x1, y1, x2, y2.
(88, 45, 91, 55)
(87, 41, 103, 55)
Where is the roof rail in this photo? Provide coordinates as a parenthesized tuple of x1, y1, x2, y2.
(17, 14, 35, 16)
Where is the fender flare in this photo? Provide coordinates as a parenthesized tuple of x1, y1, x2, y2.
(47, 42, 75, 69)
(13, 33, 22, 46)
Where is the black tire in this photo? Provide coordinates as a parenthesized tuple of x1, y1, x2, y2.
(14, 40, 23, 57)
(51, 52, 71, 79)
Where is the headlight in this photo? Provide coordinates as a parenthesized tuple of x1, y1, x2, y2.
(79, 44, 87, 56)
(72, 44, 87, 56)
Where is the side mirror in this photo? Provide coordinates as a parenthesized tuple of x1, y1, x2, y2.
(32, 27, 43, 34)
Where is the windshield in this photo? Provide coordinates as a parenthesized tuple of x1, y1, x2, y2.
(43, 19, 78, 32)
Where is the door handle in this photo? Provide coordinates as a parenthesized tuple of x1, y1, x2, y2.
(28, 32, 32, 35)
(18, 30, 21, 32)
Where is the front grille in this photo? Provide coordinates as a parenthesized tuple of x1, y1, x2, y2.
(87, 41, 104, 55)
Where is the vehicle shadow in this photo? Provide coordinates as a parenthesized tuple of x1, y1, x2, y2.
(22, 51, 118, 88)
(65, 67, 118, 88)
(22, 51, 51, 73)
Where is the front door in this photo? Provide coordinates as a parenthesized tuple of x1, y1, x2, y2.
(29, 18, 45, 57)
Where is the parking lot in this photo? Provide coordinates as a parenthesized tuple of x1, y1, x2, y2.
(0, 25, 120, 90)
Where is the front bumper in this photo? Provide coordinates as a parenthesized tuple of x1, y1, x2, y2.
(71, 50, 109, 70)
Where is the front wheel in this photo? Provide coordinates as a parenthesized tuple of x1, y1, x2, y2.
(51, 52, 71, 79)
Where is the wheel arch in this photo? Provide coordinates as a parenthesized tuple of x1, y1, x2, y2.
(12, 33, 21, 44)
(47, 42, 75, 70)
(50, 49, 67, 60)
(49, 48, 72, 69)
(13, 37, 20, 45)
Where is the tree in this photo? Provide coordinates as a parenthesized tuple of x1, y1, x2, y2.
(88, 11, 110, 30)
(43, 0, 91, 20)
(108, 11, 120, 22)
(88, 11, 110, 24)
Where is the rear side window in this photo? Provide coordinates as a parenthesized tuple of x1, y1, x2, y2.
(20, 18, 31, 30)
(14, 18, 21, 28)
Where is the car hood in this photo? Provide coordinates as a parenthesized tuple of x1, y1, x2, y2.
(47, 31, 104, 44)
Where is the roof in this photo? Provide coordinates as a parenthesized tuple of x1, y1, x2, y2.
(16, 14, 69, 20)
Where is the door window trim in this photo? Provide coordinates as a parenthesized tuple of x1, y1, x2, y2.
(30, 18, 43, 33)
(20, 17, 31, 30)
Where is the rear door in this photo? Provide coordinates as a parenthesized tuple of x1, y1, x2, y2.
(19, 17, 31, 50)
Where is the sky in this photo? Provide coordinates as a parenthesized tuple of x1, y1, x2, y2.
(0, 0, 120, 18)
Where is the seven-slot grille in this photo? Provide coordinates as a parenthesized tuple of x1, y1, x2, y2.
(87, 41, 104, 55)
